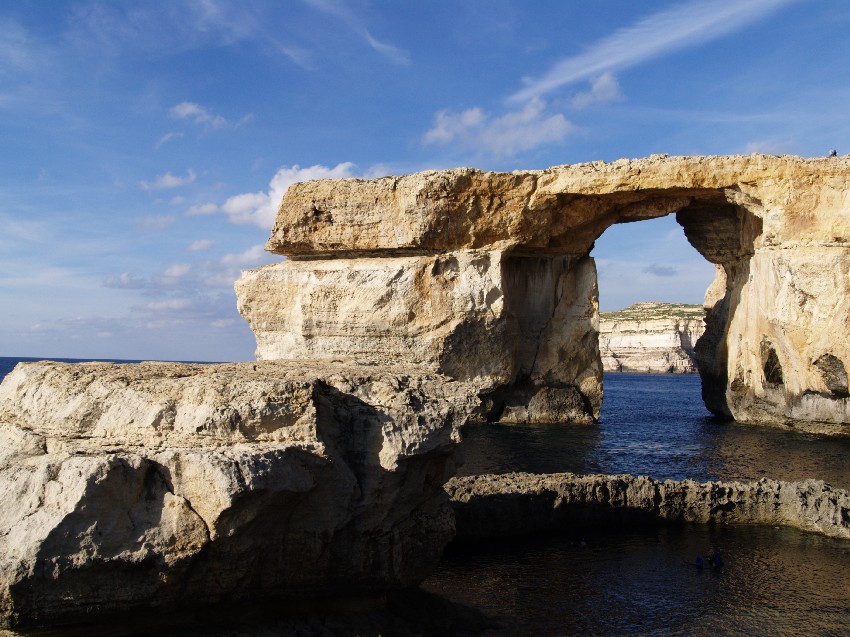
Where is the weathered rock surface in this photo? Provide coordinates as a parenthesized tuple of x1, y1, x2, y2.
(237, 252, 601, 424)
(266, 154, 850, 257)
(0, 360, 480, 629)
(599, 302, 705, 373)
(446, 472, 850, 540)
(245, 154, 850, 431)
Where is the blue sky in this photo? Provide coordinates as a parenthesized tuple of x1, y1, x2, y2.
(2, 0, 848, 361)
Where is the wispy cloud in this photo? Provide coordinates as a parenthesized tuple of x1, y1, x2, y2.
(0, 18, 39, 75)
(423, 98, 574, 158)
(169, 101, 252, 129)
(187, 239, 214, 252)
(304, 0, 410, 65)
(104, 242, 276, 297)
(569, 72, 624, 110)
(155, 131, 184, 149)
(511, 0, 798, 103)
(644, 263, 678, 277)
(186, 202, 219, 216)
(140, 169, 197, 190)
(170, 101, 225, 127)
(65, 2, 309, 69)
(189, 162, 357, 228)
(139, 215, 176, 231)
(744, 138, 795, 154)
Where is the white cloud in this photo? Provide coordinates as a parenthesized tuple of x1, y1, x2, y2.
(0, 18, 38, 75)
(304, 0, 410, 65)
(161, 263, 191, 279)
(139, 215, 175, 231)
(168, 101, 252, 130)
(156, 131, 184, 148)
(103, 272, 146, 289)
(220, 192, 270, 225)
(187, 239, 214, 252)
(744, 139, 794, 154)
(145, 298, 192, 312)
(570, 72, 624, 110)
(192, 162, 357, 229)
(510, 0, 799, 103)
(140, 169, 196, 190)
(186, 202, 219, 216)
(423, 98, 574, 158)
(169, 101, 228, 129)
(220, 244, 267, 268)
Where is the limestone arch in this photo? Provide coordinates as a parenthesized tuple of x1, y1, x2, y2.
(240, 155, 850, 432)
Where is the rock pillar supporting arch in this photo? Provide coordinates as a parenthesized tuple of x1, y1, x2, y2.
(237, 154, 850, 432)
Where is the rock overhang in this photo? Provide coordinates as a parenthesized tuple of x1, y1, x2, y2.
(266, 154, 850, 258)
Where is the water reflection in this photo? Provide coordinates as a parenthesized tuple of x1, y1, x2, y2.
(423, 524, 850, 636)
(457, 373, 850, 489)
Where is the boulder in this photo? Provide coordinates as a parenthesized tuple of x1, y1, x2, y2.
(0, 360, 480, 629)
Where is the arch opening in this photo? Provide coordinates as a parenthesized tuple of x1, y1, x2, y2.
(588, 190, 764, 419)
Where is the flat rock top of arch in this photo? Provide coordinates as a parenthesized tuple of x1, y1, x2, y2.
(267, 154, 850, 257)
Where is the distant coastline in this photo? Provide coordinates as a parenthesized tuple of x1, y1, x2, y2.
(598, 302, 704, 374)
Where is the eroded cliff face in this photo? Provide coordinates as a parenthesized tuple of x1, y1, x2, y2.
(242, 154, 850, 432)
(237, 252, 601, 424)
(599, 303, 705, 373)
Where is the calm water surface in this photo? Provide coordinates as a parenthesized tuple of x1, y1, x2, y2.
(457, 373, 850, 489)
(423, 524, 850, 636)
(424, 373, 850, 635)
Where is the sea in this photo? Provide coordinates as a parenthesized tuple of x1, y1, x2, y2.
(2, 358, 850, 636)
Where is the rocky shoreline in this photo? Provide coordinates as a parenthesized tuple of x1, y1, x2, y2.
(446, 472, 850, 541)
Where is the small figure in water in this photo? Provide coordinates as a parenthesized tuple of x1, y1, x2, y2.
(707, 547, 723, 569)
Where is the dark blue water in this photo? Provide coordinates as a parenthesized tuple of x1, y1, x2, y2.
(457, 373, 850, 490)
(423, 524, 850, 636)
(428, 373, 850, 636)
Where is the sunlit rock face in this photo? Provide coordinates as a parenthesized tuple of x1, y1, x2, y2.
(0, 361, 481, 628)
(243, 154, 850, 432)
(599, 303, 705, 373)
(237, 252, 601, 424)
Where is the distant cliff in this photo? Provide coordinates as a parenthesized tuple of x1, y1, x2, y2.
(599, 302, 705, 373)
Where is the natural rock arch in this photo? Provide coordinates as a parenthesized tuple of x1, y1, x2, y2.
(3, 154, 850, 628)
(238, 154, 850, 433)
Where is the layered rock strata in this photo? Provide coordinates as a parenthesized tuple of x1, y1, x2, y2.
(0, 360, 480, 629)
(240, 154, 850, 431)
(237, 252, 601, 424)
(599, 302, 705, 373)
(446, 472, 850, 540)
